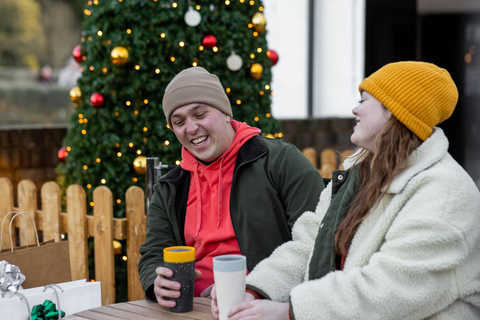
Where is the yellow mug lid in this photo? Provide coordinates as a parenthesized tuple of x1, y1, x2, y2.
(164, 246, 195, 263)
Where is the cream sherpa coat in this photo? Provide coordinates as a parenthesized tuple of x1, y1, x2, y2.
(247, 128, 480, 319)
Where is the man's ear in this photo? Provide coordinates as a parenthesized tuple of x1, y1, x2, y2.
(225, 114, 231, 122)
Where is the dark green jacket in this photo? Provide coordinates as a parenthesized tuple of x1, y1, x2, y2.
(138, 136, 324, 300)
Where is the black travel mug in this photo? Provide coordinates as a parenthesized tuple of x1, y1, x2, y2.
(163, 246, 195, 313)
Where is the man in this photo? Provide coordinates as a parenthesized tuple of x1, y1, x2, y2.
(138, 67, 324, 308)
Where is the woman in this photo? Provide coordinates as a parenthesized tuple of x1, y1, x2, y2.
(211, 61, 480, 319)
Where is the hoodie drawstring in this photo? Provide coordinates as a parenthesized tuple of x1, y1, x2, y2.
(217, 159, 223, 227)
(194, 162, 202, 237)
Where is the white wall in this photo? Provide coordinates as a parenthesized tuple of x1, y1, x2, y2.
(262, 0, 309, 118)
(263, 0, 365, 119)
(312, 0, 365, 118)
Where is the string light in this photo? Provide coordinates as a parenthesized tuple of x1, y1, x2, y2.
(66, 146, 71, 151)
(79, 114, 84, 118)
(97, 31, 103, 36)
(115, 111, 119, 116)
(117, 199, 121, 204)
(126, 101, 131, 106)
(122, 256, 128, 261)
(84, 9, 91, 15)
(179, 41, 185, 47)
(81, 129, 87, 134)
(101, 179, 106, 184)
(135, 65, 141, 70)
(259, 91, 264, 95)
(248, 23, 253, 28)
(249, 0, 255, 5)
(87, 184, 92, 189)
(236, 100, 242, 105)
(126, 29, 132, 34)
(136, 150, 142, 155)
(199, 46, 204, 51)
(253, 31, 258, 37)
(96, 158, 101, 163)
(102, 67, 108, 73)
(175, 160, 181, 165)
(225, 0, 230, 4)
(226, 88, 231, 93)
(265, 84, 270, 90)
(155, 68, 161, 74)
(117, 152, 122, 157)
(170, 57, 175, 61)
(143, 127, 148, 132)
(160, 33, 166, 38)
(83, 165, 88, 170)
(240, 0, 245, 2)
(254, 116, 259, 121)
(115, 143, 120, 147)
(164, 140, 170, 145)
(250, 54, 255, 59)
(132, 177, 138, 182)
(172, 2, 177, 8)
(257, 48, 262, 53)
(144, 99, 149, 104)
(259, 6, 264, 11)
(90, 202, 94, 207)
(129, 143, 134, 147)
(89, 66, 94, 71)
(192, 61, 198, 67)
(278, 133, 284, 138)
(94, 0, 98, 4)
(213, 47, 219, 52)
(196, 5, 201, 9)
(87, 36, 93, 41)
(134, 110, 139, 115)
(266, 113, 271, 118)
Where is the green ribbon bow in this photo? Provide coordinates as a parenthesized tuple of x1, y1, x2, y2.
(31, 300, 65, 320)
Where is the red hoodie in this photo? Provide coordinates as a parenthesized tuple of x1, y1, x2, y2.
(180, 120, 260, 296)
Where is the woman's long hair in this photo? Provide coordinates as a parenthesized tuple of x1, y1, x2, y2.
(334, 115, 422, 256)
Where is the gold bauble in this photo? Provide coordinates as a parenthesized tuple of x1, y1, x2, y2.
(250, 63, 263, 79)
(111, 46, 129, 66)
(69, 86, 82, 102)
(252, 12, 266, 33)
(133, 155, 147, 175)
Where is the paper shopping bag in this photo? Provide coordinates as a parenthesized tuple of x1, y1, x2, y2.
(0, 240, 72, 289)
(0, 211, 72, 289)
(0, 279, 102, 320)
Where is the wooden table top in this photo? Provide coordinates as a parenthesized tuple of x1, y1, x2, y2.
(64, 297, 213, 320)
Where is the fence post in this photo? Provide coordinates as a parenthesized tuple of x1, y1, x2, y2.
(17, 179, 37, 246)
(93, 186, 115, 306)
(67, 184, 88, 281)
(126, 186, 146, 301)
(0, 177, 14, 248)
(41, 182, 62, 242)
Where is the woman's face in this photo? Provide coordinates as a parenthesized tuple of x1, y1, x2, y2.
(351, 91, 391, 153)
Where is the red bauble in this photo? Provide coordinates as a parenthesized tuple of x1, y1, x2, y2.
(90, 93, 105, 108)
(267, 49, 279, 66)
(73, 45, 84, 63)
(202, 35, 217, 49)
(58, 147, 68, 162)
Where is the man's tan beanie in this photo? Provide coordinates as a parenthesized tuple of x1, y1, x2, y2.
(162, 67, 232, 127)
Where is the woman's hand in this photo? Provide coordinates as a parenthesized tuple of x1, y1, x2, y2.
(211, 286, 273, 319)
(154, 267, 201, 308)
(227, 300, 290, 320)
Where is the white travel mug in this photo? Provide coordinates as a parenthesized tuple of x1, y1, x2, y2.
(213, 255, 247, 320)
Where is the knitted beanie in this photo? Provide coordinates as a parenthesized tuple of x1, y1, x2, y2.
(162, 67, 232, 127)
(358, 61, 458, 141)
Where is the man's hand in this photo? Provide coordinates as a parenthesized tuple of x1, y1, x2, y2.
(154, 267, 201, 308)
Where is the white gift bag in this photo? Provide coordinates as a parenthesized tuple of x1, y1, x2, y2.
(0, 279, 101, 320)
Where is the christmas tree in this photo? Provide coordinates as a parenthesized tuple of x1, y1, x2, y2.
(57, 0, 280, 301)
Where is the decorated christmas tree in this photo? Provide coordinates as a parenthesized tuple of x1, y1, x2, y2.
(58, 0, 280, 219)
(57, 0, 280, 301)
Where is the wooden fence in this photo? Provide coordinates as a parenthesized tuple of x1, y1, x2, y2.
(302, 147, 356, 178)
(0, 177, 146, 306)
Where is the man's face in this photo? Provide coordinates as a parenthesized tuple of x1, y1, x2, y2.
(170, 103, 233, 162)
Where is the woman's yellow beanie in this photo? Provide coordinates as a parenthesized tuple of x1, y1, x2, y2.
(358, 61, 458, 141)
